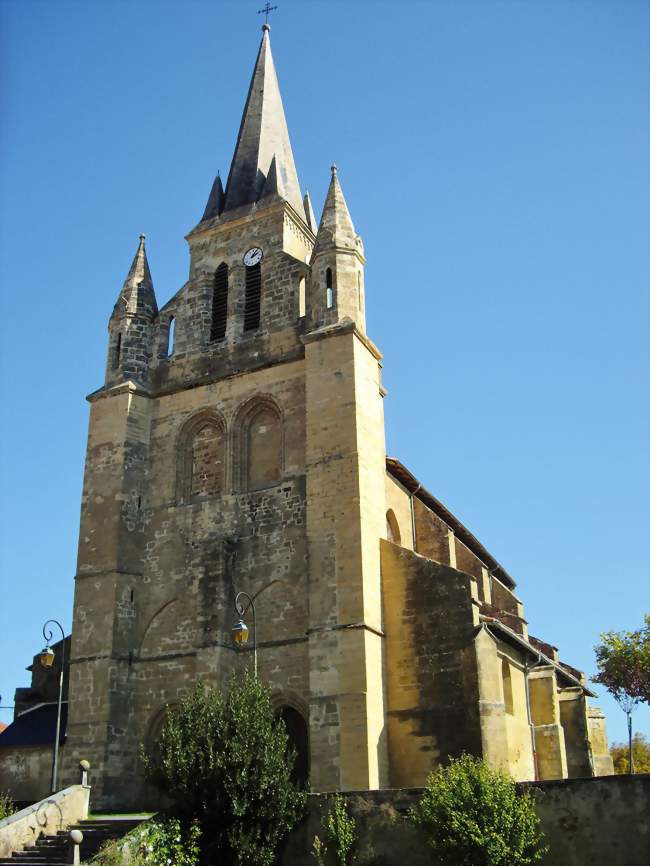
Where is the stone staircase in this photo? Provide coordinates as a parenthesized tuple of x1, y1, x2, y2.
(0, 816, 147, 865)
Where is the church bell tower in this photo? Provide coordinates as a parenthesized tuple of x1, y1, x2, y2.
(64, 24, 390, 807)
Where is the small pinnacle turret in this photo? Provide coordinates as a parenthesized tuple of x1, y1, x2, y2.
(303, 191, 317, 232)
(310, 165, 366, 333)
(202, 174, 225, 221)
(113, 234, 158, 320)
(313, 164, 360, 254)
(106, 235, 158, 387)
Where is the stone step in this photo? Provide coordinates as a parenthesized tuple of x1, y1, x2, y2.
(0, 815, 147, 865)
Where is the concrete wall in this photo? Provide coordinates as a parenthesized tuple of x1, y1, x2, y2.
(280, 776, 650, 866)
(0, 784, 89, 858)
(280, 789, 429, 866)
(527, 774, 650, 866)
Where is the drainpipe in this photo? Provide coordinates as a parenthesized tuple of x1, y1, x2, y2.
(409, 483, 421, 551)
(524, 651, 542, 781)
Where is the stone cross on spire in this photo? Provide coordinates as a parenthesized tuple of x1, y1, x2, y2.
(257, 3, 278, 25)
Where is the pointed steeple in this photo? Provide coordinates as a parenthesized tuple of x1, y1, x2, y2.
(202, 174, 225, 221)
(222, 26, 302, 215)
(303, 191, 317, 232)
(313, 165, 359, 252)
(114, 234, 158, 320)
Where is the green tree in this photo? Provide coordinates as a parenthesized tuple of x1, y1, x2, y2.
(142, 672, 305, 866)
(610, 733, 650, 775)
(593, 614, 650, 772)
(409, 754, 546, 866)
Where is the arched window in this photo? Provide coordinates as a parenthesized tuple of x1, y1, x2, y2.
(112, 333, 122, 369)
(325, 267, 333, 309)
(245, 404, 282, 491)
(298, 276, 306, 319)
(167, 317, 175, 356)
(276, 706, 309, 788)
(386, 509, 401, 545)
(244, 262, 262, 331)
(211, 263, 229, 341)
(190, 422, 225, 498)
(502, 658, 514, 715)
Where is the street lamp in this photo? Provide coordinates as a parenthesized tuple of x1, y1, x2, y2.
(232, 579, 283, 678)
(233, 592, 257, 677)
(39, 619, 66, 793)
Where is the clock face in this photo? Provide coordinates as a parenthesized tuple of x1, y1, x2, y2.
(243, 247, 263, 267)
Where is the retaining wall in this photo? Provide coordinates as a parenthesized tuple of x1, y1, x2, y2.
(281, 775, 650, 866)
(0, 784, 89, 859)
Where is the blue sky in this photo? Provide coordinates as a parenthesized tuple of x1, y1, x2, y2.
(1, 0, 648, 747)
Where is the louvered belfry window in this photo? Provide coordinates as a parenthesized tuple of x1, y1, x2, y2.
(210, 263, 229, 341)
(244, 262, 262, 331)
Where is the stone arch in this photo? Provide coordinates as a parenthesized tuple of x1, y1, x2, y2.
(139, 598, 196, 657)
(176, 409, 227, 503)
(234, 395, 284, 492)
(386, 509, 401, 545)
(271, 692, 309, 788)
(144, 702, 178, 754)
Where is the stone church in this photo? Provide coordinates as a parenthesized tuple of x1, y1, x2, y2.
(0, 26, 613, 810)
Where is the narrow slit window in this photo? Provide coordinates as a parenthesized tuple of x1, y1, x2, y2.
(211, 263, 229, 341)
(168, 317, 176, 356)
(244, 262, 262, 331)
(298, 277, 306, 319)
(113, 333, 122, 369)
(357, 272, 362, 310)
(326, 267, 333, 309)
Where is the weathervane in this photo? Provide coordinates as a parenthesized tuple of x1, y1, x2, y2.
(258, 3, 278, 25)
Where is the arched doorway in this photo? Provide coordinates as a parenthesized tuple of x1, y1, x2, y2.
(277, 706, 309, 788)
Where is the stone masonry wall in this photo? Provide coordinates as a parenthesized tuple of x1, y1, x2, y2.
(380, 541, 483, 787)
(64, 355, 311, 810)
(279, 776, 650, 866)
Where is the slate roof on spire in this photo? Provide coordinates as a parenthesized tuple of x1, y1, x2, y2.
(222, 27, 303, 216)
(314, 165, 359, 252)
(114, 235, 158, 319)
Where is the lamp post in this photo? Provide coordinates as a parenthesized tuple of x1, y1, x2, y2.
(232, 579, 283, 678)
(39, 619, 66, 793)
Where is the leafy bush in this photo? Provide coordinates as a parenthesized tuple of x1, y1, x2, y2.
(409, 754, 546, 866)
(95, 816, 201, 866)
(142, 672, 305, 865)
(0, 792, 14, 820)
(312, 794, 358, 865)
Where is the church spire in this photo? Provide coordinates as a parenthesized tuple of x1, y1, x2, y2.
(221, 26, 302, 216)
(114, 234, 158, 319)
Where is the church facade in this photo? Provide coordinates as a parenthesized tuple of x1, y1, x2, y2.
(1, 26, 613, 810)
